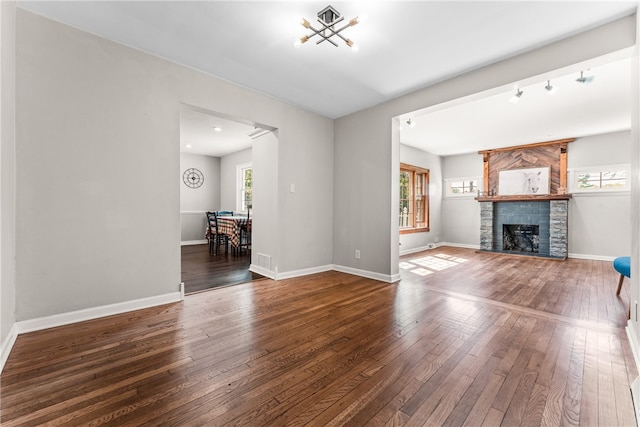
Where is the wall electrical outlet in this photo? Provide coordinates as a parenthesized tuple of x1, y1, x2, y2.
(355, 249, 361, 259)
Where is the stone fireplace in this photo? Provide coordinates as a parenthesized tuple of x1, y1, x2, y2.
(476, 138, 573, 259)
(480, 198, 568, 259)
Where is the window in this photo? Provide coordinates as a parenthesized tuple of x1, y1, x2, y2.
(400, 163, 429, 233)
(569, 164, 630, 193)
(237, 163, 253, 212)
(445, 177, 481, 197)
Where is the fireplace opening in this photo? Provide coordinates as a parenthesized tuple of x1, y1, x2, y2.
(503, 224, 539, 253)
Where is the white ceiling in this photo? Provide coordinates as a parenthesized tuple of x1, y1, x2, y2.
(17, 1, 637, 157)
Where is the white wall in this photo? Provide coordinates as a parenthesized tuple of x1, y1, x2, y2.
(399, 144, 442, 254)
(441, 153, 483, 247)
(220, 148, 251, 213)
(1, 0, 17, 366)
(333, 16, 635, 279)
(15, 10, 333, 322)
(179, 152, 220, 243)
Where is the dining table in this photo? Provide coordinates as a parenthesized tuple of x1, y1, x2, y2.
(215, 215, 251, 254)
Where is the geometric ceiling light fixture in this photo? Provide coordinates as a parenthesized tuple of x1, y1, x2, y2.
(576, 70, 595, 84)
(509, 88, 524, 104)
(294, 5, 360, 51)
(544, 80, 558, 94)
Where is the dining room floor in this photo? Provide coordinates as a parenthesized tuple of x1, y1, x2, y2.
(181, 243, 265, 294)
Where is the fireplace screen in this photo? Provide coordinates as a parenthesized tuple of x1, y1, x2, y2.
(503, 224, 539, 253)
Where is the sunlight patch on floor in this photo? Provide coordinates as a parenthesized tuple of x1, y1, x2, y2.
(401, 253, 468, 276)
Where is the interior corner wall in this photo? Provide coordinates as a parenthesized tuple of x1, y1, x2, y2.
(1, 0, 17, 364)
(220, 148, 251, 213)
(399, 144, 443, 254)
(15, 10, 333, 322)
(441, 153, 483, 247)
(333, 15, 636, 278)
(628, 9, 640, 366)
(179, 152, 220, 242)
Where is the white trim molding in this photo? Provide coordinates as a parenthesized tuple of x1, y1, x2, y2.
(15, 292, 183, 336)
(181, 240, 208, 246)
(1, 291, 183, 373)
(0, 324, 19, 373)
(332, 265, 401, 283)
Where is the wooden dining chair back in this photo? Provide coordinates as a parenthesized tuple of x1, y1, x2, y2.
(217, 210, 234, 216)
(205, 211, 217, 254)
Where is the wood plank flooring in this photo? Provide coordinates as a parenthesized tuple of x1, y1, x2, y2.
(181, 244, 264, 294)
(1, 246, 637, 426)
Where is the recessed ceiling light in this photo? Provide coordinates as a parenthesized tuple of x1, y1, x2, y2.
(213, 126, 222, 132)
(185, 144, 192, 148)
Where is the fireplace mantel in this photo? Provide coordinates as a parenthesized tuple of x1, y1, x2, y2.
(475, 194, 572, 202)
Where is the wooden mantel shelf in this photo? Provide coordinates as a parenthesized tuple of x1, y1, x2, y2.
(475, 194, 572, 202)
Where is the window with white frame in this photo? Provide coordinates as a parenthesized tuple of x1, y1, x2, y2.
(445, 177, 482, 197)
(237, 163, 253, 212)
(568, 164, 630, 193)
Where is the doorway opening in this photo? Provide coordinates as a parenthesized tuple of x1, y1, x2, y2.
(178, 104, 274, 294)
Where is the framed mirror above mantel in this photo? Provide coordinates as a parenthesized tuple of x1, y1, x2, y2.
(475, 138, 575, 202)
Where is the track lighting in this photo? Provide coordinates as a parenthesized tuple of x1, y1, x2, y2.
(544, 80, 557, 95)
(509, 88, 523, 104)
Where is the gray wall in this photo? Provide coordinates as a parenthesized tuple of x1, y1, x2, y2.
(334, 16, 635, 279)
(567, 131, 631, 257)
(179, 152, 220, 243)
(15, 10, 333, 321)
(441, 153, 483, 247)
(220, 147, 251, 213)
(1, 1, 17, 355)
(399, 144, 442, 254)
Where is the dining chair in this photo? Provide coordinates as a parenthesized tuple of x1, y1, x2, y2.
(205, 211, 217, 254)
(217, 210, 234, 216)
(206, 211, 229, 255)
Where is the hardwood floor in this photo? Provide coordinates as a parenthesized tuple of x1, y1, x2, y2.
(181, 243, 264, 294)
(1, 247, 637, 426)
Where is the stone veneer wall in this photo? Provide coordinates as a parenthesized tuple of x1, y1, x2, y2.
(549, 200, 568, 258)
(480, 202, 493, 251)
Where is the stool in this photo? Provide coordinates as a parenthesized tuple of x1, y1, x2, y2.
(614, 256, 631, 295)
(614, 256, 631, 319)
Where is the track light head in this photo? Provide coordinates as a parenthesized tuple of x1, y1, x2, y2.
(545, 80, 557, 95)
(576, 71, 595, 84)
(509, 89, 523, 104)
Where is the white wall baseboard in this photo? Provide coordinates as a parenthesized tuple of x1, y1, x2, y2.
(568, 253, 617, 261)
(249, 264, 275, 280)
(440, 242, 481, 250)
(181, 240, 208, 246)
(1, 291, 183, 374)
(16, 292, 183, 336)
(332, 264, 400, 283)
(626, 323, 640, 424)
(0, 323, 19, 374)
(275, 265, 333, 280)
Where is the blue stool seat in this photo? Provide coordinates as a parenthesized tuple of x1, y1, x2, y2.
(614, 256, 630, 278)
(614, 256, 631, 297)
